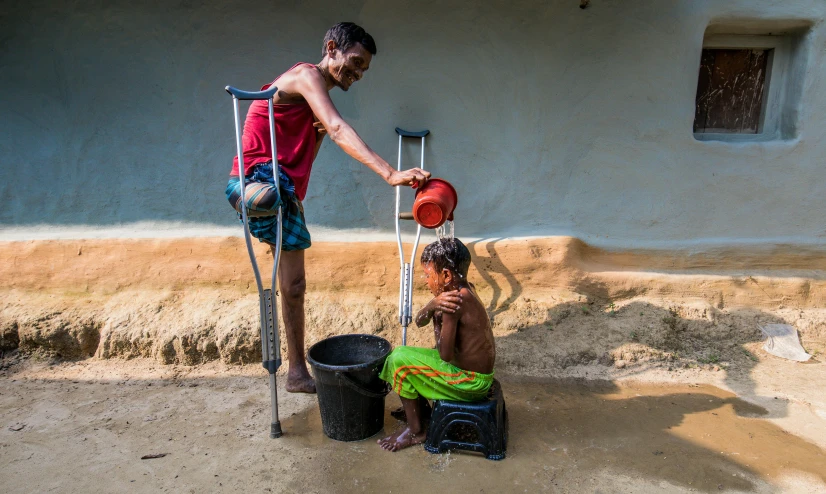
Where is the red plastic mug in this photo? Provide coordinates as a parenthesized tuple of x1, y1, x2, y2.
(412, 178, 458, 229)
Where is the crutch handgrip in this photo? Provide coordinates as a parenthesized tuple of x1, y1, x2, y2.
(399, 212, 415, 220)
(225, 85, 278, 100)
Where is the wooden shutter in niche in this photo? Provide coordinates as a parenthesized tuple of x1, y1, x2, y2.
(694, 49, 770, 134)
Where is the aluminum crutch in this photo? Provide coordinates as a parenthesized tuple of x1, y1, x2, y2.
(225, 85, 283, 439)
(394, 127, 430, 346)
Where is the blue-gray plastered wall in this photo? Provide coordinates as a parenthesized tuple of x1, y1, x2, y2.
(2, 0, 825, 246)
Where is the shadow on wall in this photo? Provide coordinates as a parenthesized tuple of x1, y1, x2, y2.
(464, 238, 823, 424)
(466, 238, 522, 318)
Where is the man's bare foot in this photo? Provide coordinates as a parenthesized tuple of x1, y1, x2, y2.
(377, 426, 427, 452)
(286, 369, 316, 393)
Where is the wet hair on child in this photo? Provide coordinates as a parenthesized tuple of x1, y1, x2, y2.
(421, 238, 471, 278)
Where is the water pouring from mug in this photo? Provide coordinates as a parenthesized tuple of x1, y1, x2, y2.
(435, 220, 454, 241)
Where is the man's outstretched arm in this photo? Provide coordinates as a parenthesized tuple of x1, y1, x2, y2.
(286, 65, 429, 187)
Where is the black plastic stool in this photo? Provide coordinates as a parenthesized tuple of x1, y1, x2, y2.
(424, 379, 508, 460)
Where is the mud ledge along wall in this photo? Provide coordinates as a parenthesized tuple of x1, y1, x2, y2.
(2, 237, 824, 367)
(1, 0, 826, 247)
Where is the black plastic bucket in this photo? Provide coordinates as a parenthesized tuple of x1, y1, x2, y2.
(307, 334, 392, 441)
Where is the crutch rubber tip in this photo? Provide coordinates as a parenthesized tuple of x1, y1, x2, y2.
(270, 422, 283, 438)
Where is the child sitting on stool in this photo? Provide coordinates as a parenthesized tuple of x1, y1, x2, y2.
(377, 238, 496, 452)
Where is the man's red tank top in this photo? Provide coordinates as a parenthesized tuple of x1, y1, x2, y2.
(230, 63, 318, 201)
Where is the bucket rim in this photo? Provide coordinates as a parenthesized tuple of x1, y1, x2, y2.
(306, 333, 392, 372)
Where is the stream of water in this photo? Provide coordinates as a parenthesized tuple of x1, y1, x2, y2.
(434, 220, 454, 241)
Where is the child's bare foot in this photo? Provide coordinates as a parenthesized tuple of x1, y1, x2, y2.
(286, 369, 316, 393)
(390, 398, 431, 422)
(377, 426, 427, 452)
(390, 406, 406, 421)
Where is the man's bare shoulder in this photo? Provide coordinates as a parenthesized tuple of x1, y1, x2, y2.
(280, 63, 323, 85)
(272, 63, 324, 102)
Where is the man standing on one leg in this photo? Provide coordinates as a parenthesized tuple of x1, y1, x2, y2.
(226, 23, 430, 393)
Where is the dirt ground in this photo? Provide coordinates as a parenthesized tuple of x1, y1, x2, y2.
(1, 356, 824, 494)
(2, 237, 825, 492)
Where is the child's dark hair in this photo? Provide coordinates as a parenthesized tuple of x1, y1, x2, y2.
(322, 22, 377, 56)
(421, 238, 471, 278)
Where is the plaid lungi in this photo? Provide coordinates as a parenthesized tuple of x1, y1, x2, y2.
(225, 162, 311, 251)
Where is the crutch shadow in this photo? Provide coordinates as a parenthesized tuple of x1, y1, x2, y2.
(466, 238, 522, 321)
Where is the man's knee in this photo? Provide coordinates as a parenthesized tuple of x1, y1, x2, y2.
(280, 275, 306, 301)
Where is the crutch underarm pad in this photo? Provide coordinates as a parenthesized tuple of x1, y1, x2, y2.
(225, 85, 279, 100)
(395, 127, 430, 138)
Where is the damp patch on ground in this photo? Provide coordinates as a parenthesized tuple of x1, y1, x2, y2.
(1, 359, 824, 493)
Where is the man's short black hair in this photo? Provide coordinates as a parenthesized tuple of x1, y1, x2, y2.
(322, 22, 377, 56)
(421, 238, 472, 278)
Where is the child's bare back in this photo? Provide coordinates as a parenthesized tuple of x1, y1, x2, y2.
(435, 284, 495, 374)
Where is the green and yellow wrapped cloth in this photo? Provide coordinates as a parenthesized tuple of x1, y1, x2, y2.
(379, 346, 493, 401)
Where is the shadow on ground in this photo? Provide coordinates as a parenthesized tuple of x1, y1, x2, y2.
(2, 365, 825, 493)
(284, 377, 826, 492)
